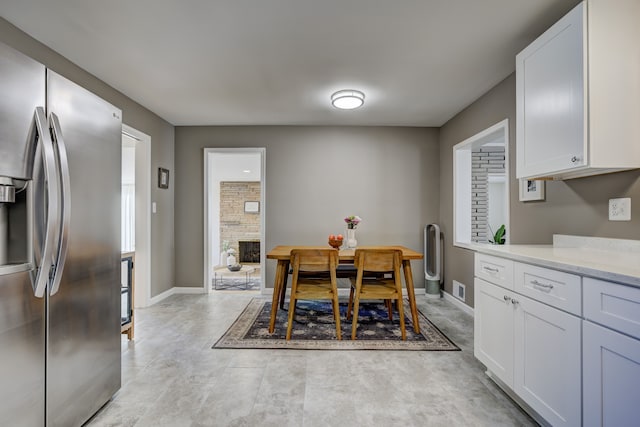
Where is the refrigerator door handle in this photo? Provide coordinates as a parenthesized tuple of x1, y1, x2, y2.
(32, 107, 60, 298)
(48, 112, 71, 296)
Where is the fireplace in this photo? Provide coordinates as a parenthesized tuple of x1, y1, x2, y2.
(239, 240, 260, 263)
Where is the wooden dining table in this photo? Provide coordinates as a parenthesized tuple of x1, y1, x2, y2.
(266, 245, 424, 334)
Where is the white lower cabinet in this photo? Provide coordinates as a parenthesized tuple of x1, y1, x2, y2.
(582, 277, 640, 427)
(583, 321, 640, 427)
(475, 249, 640, 426)
(474, 278, 515, 385)
(514, 294, 582, 427)
(475, 255, 582, 426)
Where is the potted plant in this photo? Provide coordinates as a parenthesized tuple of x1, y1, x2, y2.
(489, 224, 506, 245)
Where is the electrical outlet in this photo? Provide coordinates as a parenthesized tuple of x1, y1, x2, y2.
(609, 198, 631, 221)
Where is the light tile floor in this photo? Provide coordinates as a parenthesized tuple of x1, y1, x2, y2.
(87, 293, 537, 426)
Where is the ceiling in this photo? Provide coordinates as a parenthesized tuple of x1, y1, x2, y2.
(0, 0, 578, 127)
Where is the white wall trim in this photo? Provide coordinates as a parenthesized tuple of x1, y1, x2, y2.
(122, 124, 152, 309)
(174, 287, 206, 294)
(442, 291, 474, 316)
(453, 118, 510, 246)
(203, 148, 266, 296)
(149, 286, 206, 305)
(149, 287, 175, 305)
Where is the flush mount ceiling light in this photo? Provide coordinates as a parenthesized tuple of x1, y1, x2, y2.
(331, 89, 365, 110)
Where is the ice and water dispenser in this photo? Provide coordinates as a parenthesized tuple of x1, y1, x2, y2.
(1, 50, 45, 273)
(0, 111, 42, 273)
(0, 176, 30, 269)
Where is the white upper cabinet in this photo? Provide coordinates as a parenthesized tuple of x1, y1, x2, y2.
(516, 1, 640, 180)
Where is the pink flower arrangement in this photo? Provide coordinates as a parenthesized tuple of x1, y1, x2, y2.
(344, 215, 362, 229)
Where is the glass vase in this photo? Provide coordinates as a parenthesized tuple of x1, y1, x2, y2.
(346, 228, 357, 249)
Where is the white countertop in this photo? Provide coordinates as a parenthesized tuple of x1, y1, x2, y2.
(471, 235, 640, 288)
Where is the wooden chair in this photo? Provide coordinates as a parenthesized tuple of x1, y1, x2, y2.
(286, 249, 342, 340)
(279, 263, 357, 309)
(346, 249, 406, 340)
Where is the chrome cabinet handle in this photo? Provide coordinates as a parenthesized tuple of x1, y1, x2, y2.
(531, 279, 554, 290)
(503, 295, 511, 302)
(483, 266, 499, 273)
(511, 299, 519, 305)
(571, 156, 580, 163)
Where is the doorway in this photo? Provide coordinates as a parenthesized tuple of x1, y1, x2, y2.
(204, 148, 266, 294)
(122, 124, 152, 308)
(453, 119, 510, 247)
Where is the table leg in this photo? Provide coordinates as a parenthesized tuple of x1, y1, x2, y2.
(269, 260, 288, 333)
(278, 261, 290, 309)
(402, 259, 421, 334)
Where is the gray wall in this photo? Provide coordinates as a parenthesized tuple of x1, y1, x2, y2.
(440, 73, 640, 307)
(0, 18, 176, 297)
(174, 126, 440, 288)
(7, 2, 638, 305)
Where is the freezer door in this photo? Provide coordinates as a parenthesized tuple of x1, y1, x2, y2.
(0, 42, 45, 180)
(46, 71, 122, 427)
(0, 270, 45, 427)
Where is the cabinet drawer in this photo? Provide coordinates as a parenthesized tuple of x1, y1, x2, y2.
(584, 278, 640, 339)
(514, 263, 581, 315)
(475, 253, 514, 290)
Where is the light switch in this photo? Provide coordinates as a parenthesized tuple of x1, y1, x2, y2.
(609, 198, 631, 221)
(152, 202, 157, 214)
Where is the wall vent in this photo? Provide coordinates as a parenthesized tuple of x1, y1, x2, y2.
(452, 280, 466, 302)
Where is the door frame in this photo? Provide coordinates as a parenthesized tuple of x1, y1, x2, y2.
(453, 118, 510, 248)
(122, 124, 152, 308)
(203, 147, 266, 294)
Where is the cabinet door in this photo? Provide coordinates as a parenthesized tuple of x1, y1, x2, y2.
(516, 3, 586, 179)
(474, 278, 514, 386)
(583, 321, 640, 427)
(514, 295, 581, 427)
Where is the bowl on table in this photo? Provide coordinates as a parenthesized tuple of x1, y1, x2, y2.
(227, 264, 242, 271)
(328, 235, 343, 250)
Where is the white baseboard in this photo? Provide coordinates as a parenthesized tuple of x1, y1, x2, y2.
(442, 291, 474, 316)
(175, 286, 206, 294)
(150, 286, 205, 305)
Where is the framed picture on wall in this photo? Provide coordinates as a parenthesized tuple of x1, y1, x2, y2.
(158, 167, 170, 189)
(244, 201, 259, 213)
(519, 179, 545, 202)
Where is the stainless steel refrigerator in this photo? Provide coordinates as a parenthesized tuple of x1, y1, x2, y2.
(0, 41, 122, 426)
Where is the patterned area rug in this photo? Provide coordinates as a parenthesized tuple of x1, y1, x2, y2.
(213, 298, 460, 351)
